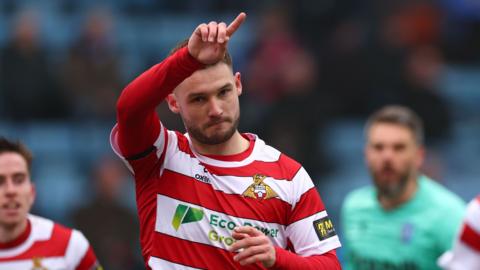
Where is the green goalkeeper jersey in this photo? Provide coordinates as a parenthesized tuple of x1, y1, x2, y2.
(341, 175, 465, 270)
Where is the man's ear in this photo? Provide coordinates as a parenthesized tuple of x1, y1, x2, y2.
(235, 72, 242, 96)
(166, 93, 180, 114)
(30, 182, 36, 205)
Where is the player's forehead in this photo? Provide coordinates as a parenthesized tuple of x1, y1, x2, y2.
(367, 123, 416, 144)
(0, 152, 28, 175)
(174, 63, 234, 96)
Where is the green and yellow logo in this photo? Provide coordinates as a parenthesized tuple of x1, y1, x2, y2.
(172, 204, 204, 231)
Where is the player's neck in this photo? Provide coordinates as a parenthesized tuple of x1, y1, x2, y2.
(0, 218, 29, 244)
(379, 176, 418, 210)
(192, 131, 249, 156)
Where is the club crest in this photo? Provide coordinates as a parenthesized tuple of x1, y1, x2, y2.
(31, 258, 48, 270)
(243, 174, 278, 200)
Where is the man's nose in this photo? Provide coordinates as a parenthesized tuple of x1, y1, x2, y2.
(4, 180, 17, 196)
(207, 98, 223, 117)
(380, 147, 395, 161)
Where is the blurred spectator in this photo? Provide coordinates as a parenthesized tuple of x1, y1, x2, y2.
(0, 9, 69, 121)
(319, 18, 372, 117)
(400, 46, 451, 145)
(341, 105, 465, 270)
(61, 8, 122, 120)
(244, 7, 316, 104)
(440, 0, 480, 64)
(242, 6, 329, 173)
(72, 156, 142, 270)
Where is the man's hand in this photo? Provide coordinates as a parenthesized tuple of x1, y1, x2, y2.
(188, 12, 246, 65)
(229, 226, 276, 268)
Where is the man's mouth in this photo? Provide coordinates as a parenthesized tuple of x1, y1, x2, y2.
(206, 119, 229, 128)
(2, 201, 20, 212)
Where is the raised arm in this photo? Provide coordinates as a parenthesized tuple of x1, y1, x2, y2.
(115, 13, 246, 158)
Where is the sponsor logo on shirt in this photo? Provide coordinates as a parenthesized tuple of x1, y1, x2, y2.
(242, 174, 278, 200)
(194, 167, 211, 184)
(171, 204, 205, 231)
(171, 203, 280, 246)
(313, 216, 336, 241)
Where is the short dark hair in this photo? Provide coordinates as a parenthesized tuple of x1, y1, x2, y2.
(169, 38, 233, 68)
(365, 105, 424, 145)
(0, 137, 33, 172)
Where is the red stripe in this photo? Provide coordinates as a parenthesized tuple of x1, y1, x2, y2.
(160, 170, 290, 225)
(0, 220, 31, 249)
(460, 223, 480, 252)
(204, 154, 302, 180)
(203, 134, 255, 161)
(289, 187, 326, 224)
(476, 195, 480, 204)
(128, 151, 162, 263)
(176, 132, 195, 157)
(151, 232, 266, 269)
(75, 246, 98, 270)
(0, 223, 71, 261)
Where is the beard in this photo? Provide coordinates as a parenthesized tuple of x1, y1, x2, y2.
(371, 163, 412, 200)
(185, 113, 240, 145)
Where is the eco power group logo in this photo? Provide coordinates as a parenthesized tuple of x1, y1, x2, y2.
(171, 204, 280, 247)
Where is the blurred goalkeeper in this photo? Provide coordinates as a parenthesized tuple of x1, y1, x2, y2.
(341, 105, 465, 270)
(111, 12, 341, 269)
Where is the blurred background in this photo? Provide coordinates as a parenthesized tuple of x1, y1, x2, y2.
(0, 0, 479, 268)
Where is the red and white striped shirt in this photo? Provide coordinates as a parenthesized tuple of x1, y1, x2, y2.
(112, 46, 341, 269)
(439, 195, 480, 269)
(0, 215, 99, 270)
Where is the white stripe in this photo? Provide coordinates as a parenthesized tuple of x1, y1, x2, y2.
(0, 215, 54, 258)
(289, 167, 315, 209)
(286, 211, 342, 256)
(154, 123, 166, 159)
(148, 256, 203, 270)
(110, 124, 134, 174)
(465, 198, 480, 233)
(155, 195, 287, 250)
(0, 257, 68, 270)
(438, 242, 480, 269)
(64, 230, 90, 269)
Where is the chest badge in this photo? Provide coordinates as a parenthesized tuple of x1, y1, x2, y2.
(31, 257, 48, 270)
(243, 174, 278, 200)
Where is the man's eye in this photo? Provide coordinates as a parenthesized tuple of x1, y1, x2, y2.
(219, 88, 231, 97)
(13, 174, 26, 184)
(192, 96, 205, 103)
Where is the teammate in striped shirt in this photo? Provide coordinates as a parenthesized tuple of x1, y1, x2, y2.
(111, 12, 341, 269)
(439, 195, 480, 269)
(0, 137, 101, 270)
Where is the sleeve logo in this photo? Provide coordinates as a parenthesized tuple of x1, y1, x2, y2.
(313, 217, 336, 241)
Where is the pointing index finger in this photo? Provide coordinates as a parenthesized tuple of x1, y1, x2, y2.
(226, 12, 246, 37)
